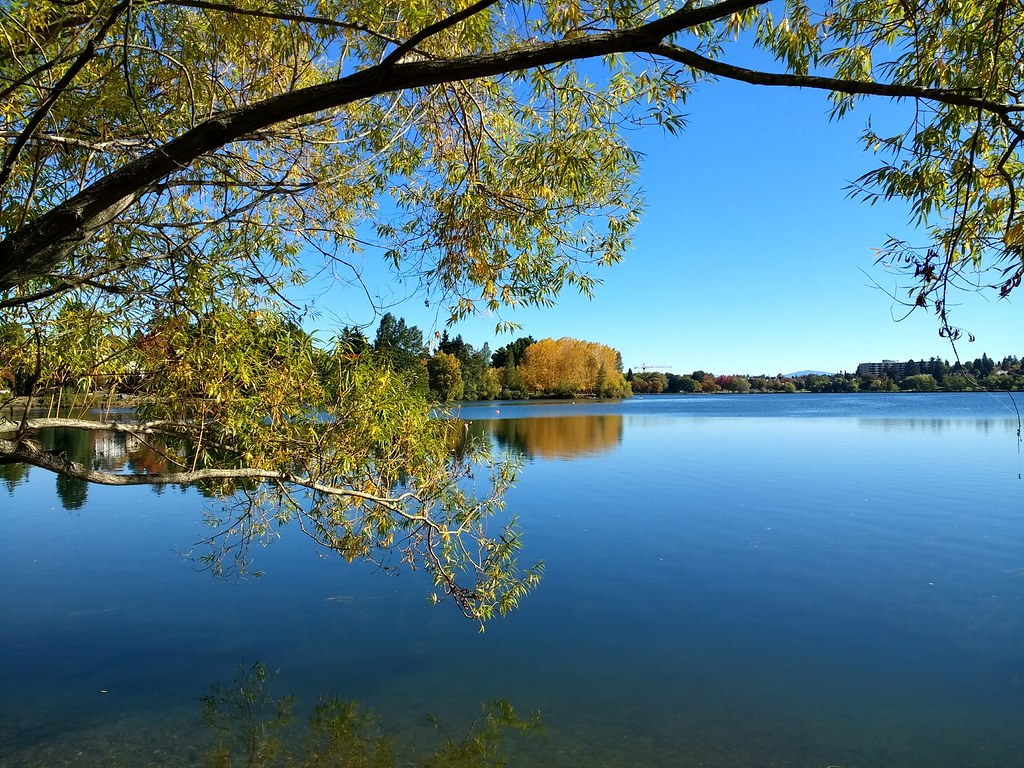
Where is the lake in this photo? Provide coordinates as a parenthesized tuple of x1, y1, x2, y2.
(2, 392, 1023, 766)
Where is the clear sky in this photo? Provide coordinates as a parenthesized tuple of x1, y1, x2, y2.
(298, 75, 1020, 377)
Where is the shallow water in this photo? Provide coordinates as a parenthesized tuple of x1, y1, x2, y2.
(2, 392, 1023, 766)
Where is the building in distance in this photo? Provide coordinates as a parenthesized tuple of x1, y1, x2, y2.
(856, 360, 910, 379)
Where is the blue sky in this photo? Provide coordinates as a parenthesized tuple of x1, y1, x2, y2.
(299, 76, 1020, 376)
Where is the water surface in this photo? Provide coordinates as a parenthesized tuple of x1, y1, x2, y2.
(2, 393, 1023, 766)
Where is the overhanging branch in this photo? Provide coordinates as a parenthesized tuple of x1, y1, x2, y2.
(2, 0, 1017, 293)
(0, 434, 419, 510)
(0, 0, 767, 290)
(651, 42, 1024, 113)
(0, 417, 185, 437)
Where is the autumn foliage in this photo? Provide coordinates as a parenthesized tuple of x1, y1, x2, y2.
(518, 338, 630, 398)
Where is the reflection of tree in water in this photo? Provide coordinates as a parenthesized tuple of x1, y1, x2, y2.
(55, 471, 88, 510)
(0, 459, 28, 494)
(48, 427, 92, 510)
(21, 425, 291, 509)
(471, 415, 623, 459)
(35, 427, 175, 510)
(9, 414, 624, 509)
(200, 662, 539, 768)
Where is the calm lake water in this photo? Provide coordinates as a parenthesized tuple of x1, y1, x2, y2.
(2, 392, 1023, 766)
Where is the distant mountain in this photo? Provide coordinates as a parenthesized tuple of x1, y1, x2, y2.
(783, 370, 833, 378)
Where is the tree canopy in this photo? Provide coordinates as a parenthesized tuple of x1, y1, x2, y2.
(519, 337, 631, 396)
(2, 0, 1023, 622)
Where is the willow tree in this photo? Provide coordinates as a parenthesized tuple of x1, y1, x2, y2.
(1, 0, 1022, 622)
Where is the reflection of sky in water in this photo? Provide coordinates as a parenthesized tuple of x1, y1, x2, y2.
(456, 390, 1024, 420)
(2, 393, 1024, 767)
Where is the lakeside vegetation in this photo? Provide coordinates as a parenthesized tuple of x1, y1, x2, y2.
(374, 321, 1023, 399)
(629, 354, 1024, 395)
(4, 312, 1021, 412)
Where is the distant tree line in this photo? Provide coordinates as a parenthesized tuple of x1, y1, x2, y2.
(624, 354, 1024, 395)
(5, 310, 1018, 404)
(626, 370, 794, 394)
(796, 354, 1023, 392)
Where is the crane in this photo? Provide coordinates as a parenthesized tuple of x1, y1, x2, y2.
(637, 364, 672, 373)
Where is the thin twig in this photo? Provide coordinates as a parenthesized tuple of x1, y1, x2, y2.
(0, 0, 132, 190)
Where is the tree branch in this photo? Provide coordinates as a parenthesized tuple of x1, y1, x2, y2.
(0, 12, 92, 68)
(158, 0, 402, 46)
(0, 0, 132, 191)
(0, 130, 156, 151)
(0, 0, 762, 290)
(651, 42, 1023, 113)
(380, 0, 500, 67)
(0, 416, 184, 436)
(0, 433, 420, 509)
(0, 273, 131, 309)
(0, 52, 79, 104)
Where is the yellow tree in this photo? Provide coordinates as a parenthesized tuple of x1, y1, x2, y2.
(519, 337, 628, 396)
